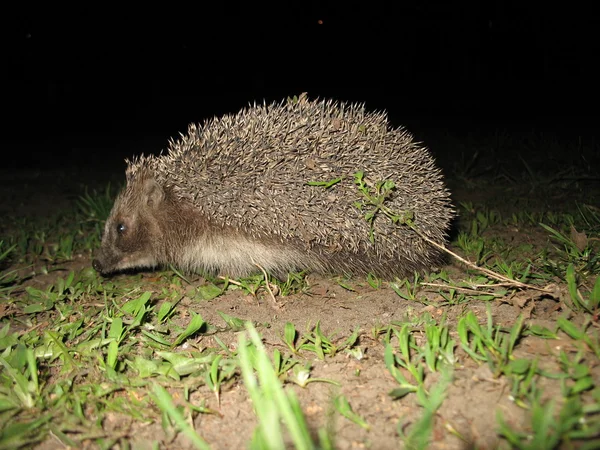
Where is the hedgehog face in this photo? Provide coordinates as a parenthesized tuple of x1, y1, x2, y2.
(92, 177, 165, 275)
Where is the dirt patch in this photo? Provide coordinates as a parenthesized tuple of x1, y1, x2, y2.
(22, 266, 591, 450)
(2, 127, 599, 449)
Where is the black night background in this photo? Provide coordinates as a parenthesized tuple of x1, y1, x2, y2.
(5, 2, 599, 170)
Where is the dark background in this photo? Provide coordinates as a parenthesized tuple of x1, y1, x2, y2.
(4, 1, 599, 169)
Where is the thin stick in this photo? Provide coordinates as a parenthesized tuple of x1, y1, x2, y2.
(218, 276, 242, 286)
(254, 263, 280, 309)
(421, 282, 505, 297)
(414, 228, 553, 294)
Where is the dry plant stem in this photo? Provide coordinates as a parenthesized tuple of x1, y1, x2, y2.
(421, 282, 505, 297)
(218, 270, 278, 307)
(414, 229, 553, 293)
(218, 276, 242, 286)
(254, 262, 279, 309)
(468, 282, 534, 289)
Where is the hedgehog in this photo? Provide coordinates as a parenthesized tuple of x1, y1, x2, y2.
(92, 94, 454, 279)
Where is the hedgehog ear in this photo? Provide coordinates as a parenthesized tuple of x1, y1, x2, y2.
(142, 178, 165, 209)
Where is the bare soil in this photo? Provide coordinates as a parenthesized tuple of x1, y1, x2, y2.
(2, 127, 599, 450)
(27, 265, 596, 450)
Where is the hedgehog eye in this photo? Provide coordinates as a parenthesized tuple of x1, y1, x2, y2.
(116, 223, 126, 234)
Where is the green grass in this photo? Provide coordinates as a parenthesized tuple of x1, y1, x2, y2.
(1, 133, 599, 448)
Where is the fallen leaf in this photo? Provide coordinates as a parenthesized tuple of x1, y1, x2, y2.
(570, 225, 588, 251)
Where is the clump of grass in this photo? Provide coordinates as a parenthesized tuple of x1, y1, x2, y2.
(152, 384, 211, 450)
(539, 222, 599, 278)
(457, 308, 525, 378)
(0, 241, 19, 298)
(76, 183, 117, 223)
(497, 392, 600, 449)
(238, 322, 333, 450)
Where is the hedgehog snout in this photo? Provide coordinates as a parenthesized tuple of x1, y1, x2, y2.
(92, 247, 111, 274)
(92, 258, 104, 273)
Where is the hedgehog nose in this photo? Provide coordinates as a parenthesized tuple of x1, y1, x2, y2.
(92, 259, 103, 272)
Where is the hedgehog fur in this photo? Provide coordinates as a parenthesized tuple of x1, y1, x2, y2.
(92, 94, 454, 279)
